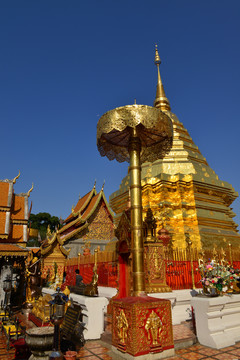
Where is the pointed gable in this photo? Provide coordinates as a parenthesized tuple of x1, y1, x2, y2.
(64, 187, 97, 224)
(41, 184, 115, 258)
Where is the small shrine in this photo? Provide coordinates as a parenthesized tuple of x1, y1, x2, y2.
(116, 207, 171, 295)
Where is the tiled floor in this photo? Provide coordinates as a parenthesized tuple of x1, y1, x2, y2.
(81, 341, 240, 360)
(1, 312, 239, 360)
(0, 332, 15, 360)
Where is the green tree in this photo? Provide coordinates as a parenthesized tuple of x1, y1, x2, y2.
(29, 212, 61, 241)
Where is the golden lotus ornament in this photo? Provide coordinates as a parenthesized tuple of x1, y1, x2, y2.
(97, 104, 173, 296)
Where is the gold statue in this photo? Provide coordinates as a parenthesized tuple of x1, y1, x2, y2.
(117, 309, 129, 344)
(145, 311, 162, 346)
(220, 247, 227, 266)
(32, 294, 52, 322)
(25, 256, 41, 306)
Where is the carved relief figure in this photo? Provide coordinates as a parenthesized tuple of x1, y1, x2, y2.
(145, 310, 162, 346)
(116, 309, 129, 344)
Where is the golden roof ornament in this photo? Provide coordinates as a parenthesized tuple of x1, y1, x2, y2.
(154, 44, 171, 112)
(27, 183, 34, 197)
(13, 170, 20, 184)
(101, 180, 105, 191)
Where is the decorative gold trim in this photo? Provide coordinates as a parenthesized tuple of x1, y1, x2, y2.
(0, 251, 28, 257)
(0, 235, 9, 239)
(12, 170, 20, 184)
(27, 183, 34, 197)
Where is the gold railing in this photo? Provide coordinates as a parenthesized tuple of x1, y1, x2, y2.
(66, 246, 240, 267)
(65, 250, 118, 266)
(164, 247, 240, 263)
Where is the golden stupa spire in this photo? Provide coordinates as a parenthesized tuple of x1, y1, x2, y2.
(154, 44, 171, 112)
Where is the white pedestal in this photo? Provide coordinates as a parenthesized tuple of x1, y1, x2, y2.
(42, 287, 108, 340)
(98, 286, 118, 299)
(191, 295, 240, 349)
(70, 293, 108, 340)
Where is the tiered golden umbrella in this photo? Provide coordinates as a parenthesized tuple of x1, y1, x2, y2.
(97, 104, 173, 296)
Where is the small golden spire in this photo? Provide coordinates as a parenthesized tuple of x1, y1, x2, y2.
(13, 170, 20, 184)
(101, 180, 105, 191)
(27, 183, 34, 197)
(154, 44, 171, 112)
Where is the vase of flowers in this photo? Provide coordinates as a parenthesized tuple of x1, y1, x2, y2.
(199, 261, 240, 296)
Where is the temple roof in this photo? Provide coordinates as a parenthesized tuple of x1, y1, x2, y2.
(0, 173, 32, 243)
(0, 244, 29, 257)
(41, 183, 114, 257)
(64, 187, 96, 223)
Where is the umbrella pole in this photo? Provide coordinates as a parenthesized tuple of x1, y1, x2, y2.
(128, 127, 145, 296)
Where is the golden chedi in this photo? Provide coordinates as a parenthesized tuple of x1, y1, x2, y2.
(110, 45, 240, 251)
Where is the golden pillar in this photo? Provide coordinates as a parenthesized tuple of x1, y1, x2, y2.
(128, 128, 145, 295)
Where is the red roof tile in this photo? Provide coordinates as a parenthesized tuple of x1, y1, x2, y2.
(11, 195, 25, 220)
(11, 224, 24, 242)
(0, 213, 6, 235)
(0, 183, 10, 207)
(64, 190, 92, 223)
(0, 244, 24, 251)
(81, 193, 100, 221)
(0, 244, 28, 255)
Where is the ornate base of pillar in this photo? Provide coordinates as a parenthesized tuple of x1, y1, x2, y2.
(112, 296, 174, 358)
(146, 284, 172, 293)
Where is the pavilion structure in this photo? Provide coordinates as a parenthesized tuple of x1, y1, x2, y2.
(110, 46, 240, 251)
(40, 182, 115, 280)
(0, 172, 33, 306)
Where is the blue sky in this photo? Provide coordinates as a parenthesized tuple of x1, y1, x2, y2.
(1, 1, 240, 227)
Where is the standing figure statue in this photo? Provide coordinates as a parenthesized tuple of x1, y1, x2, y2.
(25, 256, 42, 306)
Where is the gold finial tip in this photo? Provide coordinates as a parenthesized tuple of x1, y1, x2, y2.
(134, 99, 137, 105)
(101, 180, 105, 191)
(27, 183, 34, 197)
(155, 44, 161, 65)
(13, 170, 21, 184)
